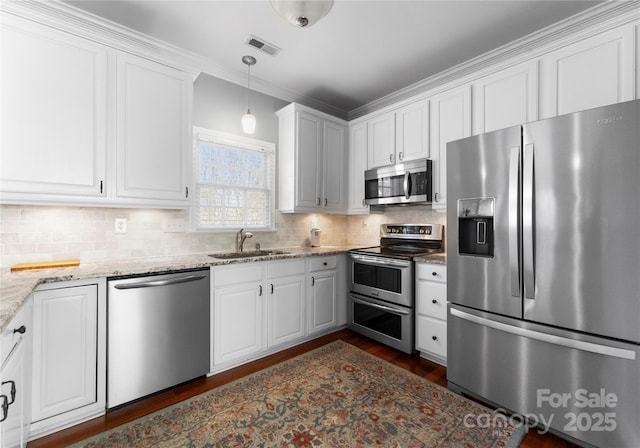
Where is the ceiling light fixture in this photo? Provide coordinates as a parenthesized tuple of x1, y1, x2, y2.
(270, 0, 334, 28)
(241, 55, 257, 135)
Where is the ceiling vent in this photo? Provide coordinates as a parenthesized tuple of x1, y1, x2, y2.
(246, 35, 281, 57)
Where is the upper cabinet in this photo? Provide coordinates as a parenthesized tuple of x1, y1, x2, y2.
(0, 14, 194, 208)
(347, 122, 369, 214)
(540, 25, 635, 118)
(367, 98, 429, 169)
(1, 15, 108, 200)
(429, 85, 471, 210)
(277, 103, 347, 214)
(473, 61, 539, 135)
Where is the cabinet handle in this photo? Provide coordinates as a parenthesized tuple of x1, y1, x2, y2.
(185, 186, 189, 198)
(316, 197, 321, 206)
(432, 336, 438, 341)
(0, 395, 8, 423)
(389, 154, 394, 163)
(434, 192, 439, 202)
(13, 325, 26, 335)
(259, 285, 262, 296)
(399, 151, 403, 161)
(432, 299, 437, 304)
(324, 198, 328, 207)
(362, 198, 366, 206)
(312, 277, 315, 286)
(270, 284, 274, 294)
(1, 381, 16, 406)
(100, 180, 104, 194)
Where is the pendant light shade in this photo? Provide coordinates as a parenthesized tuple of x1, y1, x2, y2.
(270, 0, 334, 28)
(241, 55, 257, 134)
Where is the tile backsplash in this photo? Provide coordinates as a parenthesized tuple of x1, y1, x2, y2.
(0, 205, 445, 268)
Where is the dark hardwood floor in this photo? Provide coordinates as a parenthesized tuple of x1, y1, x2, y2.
(28, 330, 579, 448)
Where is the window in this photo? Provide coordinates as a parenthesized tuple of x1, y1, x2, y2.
(193, 127, 275, 231)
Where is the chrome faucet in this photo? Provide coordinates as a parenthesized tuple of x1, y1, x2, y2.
(236, 228, 253, 252)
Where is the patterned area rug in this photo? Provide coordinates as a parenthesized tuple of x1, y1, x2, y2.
(72, 340, 524, 447)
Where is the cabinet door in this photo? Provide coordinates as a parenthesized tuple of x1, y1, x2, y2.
(429, 85, 472, 210)
(322, 120, 347, 211)
(213, 282, 264, 365)
(541, 26, 635, 118)
(295, 111, 323, 209)
(396, 99, 429, 162)
(308, 271, 337, 334)
(367, 112, 396, 168)
(473, 61, 538, 134)
(0, 15, 107, 201)
(347, 122, 369, 214)
(116, 53, 191, 205)
(1, 341, 27, 448)
(267, 275, 306, 347)
(31, 285, 98, 423)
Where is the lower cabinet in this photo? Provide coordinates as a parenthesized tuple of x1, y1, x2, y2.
(1, 300, 32, 448)
(211, 255, 346, 373)
(29, 279, 106, 439)
(415, 263, 448, 365)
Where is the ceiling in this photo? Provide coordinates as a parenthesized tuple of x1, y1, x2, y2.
(65, 0, 602, 116)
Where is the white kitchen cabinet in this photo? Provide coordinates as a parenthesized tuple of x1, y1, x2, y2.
(367, 112, 396, 168)
(367, 98, 430, 170)
(473, 61, 539, 134)
(0, 14, 193, 208)
(115, 53, 193, 206)
(429, 85, 472, 210)
(307, 256, 337, 335)
(30, 279, 106, 438)
(277, 103, 347, 214)
(0, 300, 32, 448)
(0, 14, 108, 203)
(266, 260, 306, 347)
(212, 264, 264, 368)
(540, 25, 635, 119)
(415, 263, 447, 365)
(347, 122, 369, 214)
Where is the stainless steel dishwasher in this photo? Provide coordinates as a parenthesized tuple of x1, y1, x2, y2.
(107, 269, 210, 409)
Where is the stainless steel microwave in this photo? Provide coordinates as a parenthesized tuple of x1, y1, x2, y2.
(364, 159, 432, 206)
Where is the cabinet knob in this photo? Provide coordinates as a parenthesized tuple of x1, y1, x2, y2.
(432, 336, 438, 341)
(432, 299, 437, 304)
(13, 325, 26, 335)
(432, 272, 437, 277)
(323, 262, 327, 266)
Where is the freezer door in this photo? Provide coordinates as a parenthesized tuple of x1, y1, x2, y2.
(523, 99, 640, 343)
(447, 125, 522, 318)
(448, 305, 640, 448)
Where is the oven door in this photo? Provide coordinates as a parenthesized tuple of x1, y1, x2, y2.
(348, 292, 414, 354)
(349, 253, 413, 307)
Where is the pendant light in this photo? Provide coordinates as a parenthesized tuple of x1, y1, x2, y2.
(241, 55, 257, 134)
(270, 0, 334, 28)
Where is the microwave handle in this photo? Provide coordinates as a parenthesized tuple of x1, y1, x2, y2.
(403, 171, 411, 199)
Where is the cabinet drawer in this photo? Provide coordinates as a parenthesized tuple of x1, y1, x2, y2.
(267, 259, 305, 278)
(416, 315, 447, 358)
(308, 256, 337, 272)
(214, 264, 262, 286)
(1, 304, 28, 364)
(416, 282, 447, 320)
(416, 263, 447, 283)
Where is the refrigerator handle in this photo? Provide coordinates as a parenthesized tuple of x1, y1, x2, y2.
(523, 143, 535, 300)
(508, 147, 520, 297)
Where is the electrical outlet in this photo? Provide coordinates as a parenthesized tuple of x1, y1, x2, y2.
(114, 218, 127, 234)
(163, 219, 186, 233)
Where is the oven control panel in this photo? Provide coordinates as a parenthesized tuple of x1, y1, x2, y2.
(380, 223, 443, 240)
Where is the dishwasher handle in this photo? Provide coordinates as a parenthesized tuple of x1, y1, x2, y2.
(113, 274, 207, 290)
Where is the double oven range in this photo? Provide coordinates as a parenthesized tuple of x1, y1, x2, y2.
(348, 223, 444, 354)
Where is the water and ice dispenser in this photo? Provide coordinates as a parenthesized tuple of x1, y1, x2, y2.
(457, 198, 495, 257)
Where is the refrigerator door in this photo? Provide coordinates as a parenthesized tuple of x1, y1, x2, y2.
(447, 125, 522, 318)
(523, 99, 640, 343)
(448, 304, 640, 448)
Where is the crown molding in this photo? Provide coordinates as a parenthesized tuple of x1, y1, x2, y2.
(1, 0, 348, 120)
(348, 0, 640, 120)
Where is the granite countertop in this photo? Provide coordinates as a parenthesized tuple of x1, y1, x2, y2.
(0, 246, 447, 332)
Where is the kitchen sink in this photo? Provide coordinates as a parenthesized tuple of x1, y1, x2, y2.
(209, 250, 290, 260)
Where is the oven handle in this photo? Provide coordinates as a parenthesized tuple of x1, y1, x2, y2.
(349, 253, 411, 268)
(352, 297, 410, 316)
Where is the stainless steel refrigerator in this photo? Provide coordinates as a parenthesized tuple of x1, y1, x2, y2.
(446, 99, 639, 448)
